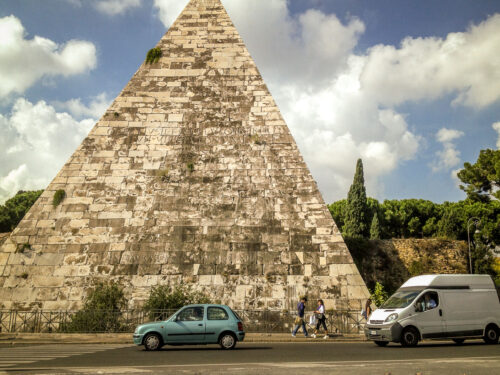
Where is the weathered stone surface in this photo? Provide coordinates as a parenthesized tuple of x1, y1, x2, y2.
(0, 0, 369, 311)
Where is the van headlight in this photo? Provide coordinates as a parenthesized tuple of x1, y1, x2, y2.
(384, 313, 398, 323)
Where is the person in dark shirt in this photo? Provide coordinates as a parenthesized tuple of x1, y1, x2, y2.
(292, 297, 308, 337)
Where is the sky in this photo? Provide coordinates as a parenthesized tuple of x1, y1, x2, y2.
(0, 0, 499, 205)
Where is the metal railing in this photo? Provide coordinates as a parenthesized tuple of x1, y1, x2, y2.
(0, 309, 365, 334)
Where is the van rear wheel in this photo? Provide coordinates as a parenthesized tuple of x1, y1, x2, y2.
(401, 327, 419, 347)
(483, 325, 499, 345)
(374, 341, 389, 347)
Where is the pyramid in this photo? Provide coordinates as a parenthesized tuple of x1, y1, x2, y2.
(0, 0, 369, 311)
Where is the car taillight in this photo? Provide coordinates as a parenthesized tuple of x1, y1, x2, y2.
(238, 322, 243, 331)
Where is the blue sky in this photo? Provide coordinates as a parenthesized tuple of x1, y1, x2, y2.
(0, 0, 499, 204)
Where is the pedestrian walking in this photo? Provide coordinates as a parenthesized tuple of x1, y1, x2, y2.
(311, 299, 328, 339)
(292, 297, 308, 337)
(362, 298, 373, 320)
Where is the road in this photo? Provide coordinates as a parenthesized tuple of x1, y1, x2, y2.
(1, 340, 499, 374)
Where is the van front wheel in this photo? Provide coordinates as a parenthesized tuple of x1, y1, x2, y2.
(483, 325, 499, 345)
(401, 327, 419, 347)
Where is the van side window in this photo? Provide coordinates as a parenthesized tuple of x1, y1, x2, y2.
(416, 292, 439, 312)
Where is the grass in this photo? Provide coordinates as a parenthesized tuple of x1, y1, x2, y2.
(187, 163, 194, 173)
(145, 47, 162, 64)
(20, 272, 29, 279)
(52, 189, 66, 207)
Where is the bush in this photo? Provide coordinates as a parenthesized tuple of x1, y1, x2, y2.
(145, 47, 162, 64)
(144, 284, 210, 320)
(52, 190, 66, 207)
(370, 282, 389, 307)
(61, 281, 127, 332)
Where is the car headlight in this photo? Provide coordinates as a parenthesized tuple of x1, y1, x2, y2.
(384, 313, 398, 323)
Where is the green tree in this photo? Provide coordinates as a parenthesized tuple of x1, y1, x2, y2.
(370, 282, 389, 307)
(457, 149, 500, 202)
(344, 159, 369, 238)
(370, 214, 381, 240)
(0, 190, 43, 232)
(144, 284, 210, 320)
(62, 281, 127, 332)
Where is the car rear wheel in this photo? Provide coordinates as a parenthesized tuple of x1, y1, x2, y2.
(452, 338, 465, 345)
(219, 333, 237, 350)
(483, 325, 499, 345)
(144, 333, 162, 351)
(401, 327, 419, 347)
(374, 341, 389, 347)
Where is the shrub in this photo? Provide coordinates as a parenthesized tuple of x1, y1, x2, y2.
(52, 190, 66, 207)
(370, 282, 389, 307)
(61, 281, 127, 333)
(145, 47, 162, 64)
(144, 284, 210, 320)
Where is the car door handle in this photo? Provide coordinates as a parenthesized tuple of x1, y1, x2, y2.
(439, 309, 443, 316)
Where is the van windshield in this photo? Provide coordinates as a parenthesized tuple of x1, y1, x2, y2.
(381, 289, 423, 309)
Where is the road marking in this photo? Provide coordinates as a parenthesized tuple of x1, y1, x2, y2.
(6, 355, 500, 372)
(0, 344, 129, 368)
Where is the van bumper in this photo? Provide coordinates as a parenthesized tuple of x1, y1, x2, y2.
(364, 322, 403, 343)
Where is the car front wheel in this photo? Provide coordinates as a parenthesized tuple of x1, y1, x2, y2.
(144, 333, 162, 351)
(401, 327, 419, 347)
(219, 333, 237, 350)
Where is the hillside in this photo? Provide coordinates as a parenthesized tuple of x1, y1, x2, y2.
(348, 238, 468, 293)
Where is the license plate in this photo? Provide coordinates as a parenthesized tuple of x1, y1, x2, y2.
(370, 330, 377, 335)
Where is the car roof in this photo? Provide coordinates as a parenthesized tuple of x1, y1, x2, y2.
(181, 304, 230, 308)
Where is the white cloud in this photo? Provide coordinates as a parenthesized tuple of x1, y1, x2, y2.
(154, 0, 187, 28)
(52, 92, 112, 120)
(0, 15, 97, 100)
(360, 14, 500, 109)
(94, 0, 141, 16)
(0, 98, 94, 203)
(63, 0, 141, 15)
(493, 122, 500, 149)
(432, 128, 465, 172)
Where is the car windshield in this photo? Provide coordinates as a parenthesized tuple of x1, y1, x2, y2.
(381, 289, 423, 309)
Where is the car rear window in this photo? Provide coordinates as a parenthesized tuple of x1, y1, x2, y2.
(207, 307, 229, 320)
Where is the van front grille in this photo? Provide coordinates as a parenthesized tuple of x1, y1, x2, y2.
(369, 320, 384, 325)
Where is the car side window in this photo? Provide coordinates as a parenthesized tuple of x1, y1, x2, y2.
(415, 291, 439, 312)
(177, 307, 204, 321)
(207, 307, 229, 320)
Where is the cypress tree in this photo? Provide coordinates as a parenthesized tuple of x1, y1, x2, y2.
(370, 214, 381, 240)
(344, 159, 369, 238)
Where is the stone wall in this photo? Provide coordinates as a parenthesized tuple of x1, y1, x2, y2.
(351, 238, 468, 293)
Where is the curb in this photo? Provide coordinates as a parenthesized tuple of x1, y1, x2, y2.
(0, 333, 367, 345)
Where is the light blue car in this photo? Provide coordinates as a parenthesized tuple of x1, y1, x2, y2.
(133, 304, 245, 351)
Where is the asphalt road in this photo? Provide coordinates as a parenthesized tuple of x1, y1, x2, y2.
(2, 340, 500, 374)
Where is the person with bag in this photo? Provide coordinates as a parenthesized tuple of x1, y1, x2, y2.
(362, 298, 373, 320)
(311, 299, 328, 339)
(291, 297, 308, 337)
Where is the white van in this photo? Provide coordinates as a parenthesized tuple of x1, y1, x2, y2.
(365, 274, 500, 347)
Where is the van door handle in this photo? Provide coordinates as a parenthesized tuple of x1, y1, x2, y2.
(439, 309, 443, 316)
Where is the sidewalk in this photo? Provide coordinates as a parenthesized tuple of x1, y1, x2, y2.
(0, 332, 366, 345)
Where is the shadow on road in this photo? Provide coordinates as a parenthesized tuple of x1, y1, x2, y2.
(149, 346, 273, 352)
(383, 341, 486, 349)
